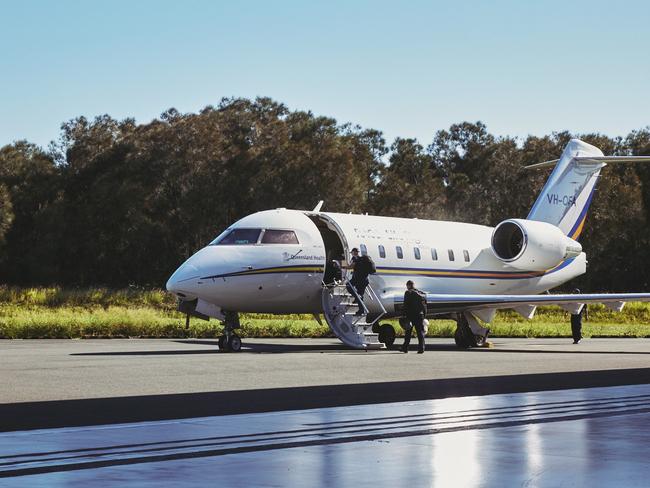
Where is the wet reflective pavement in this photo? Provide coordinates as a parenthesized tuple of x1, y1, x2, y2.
(2, 384, 650, 487)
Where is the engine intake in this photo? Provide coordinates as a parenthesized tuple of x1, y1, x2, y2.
(491, 219, 582, 271)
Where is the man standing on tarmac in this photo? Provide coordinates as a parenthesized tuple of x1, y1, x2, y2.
(571, 288, 587, 344)
(401, 280, 427, 353)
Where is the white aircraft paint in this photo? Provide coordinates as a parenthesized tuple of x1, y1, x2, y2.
(166, 139, 650, 349)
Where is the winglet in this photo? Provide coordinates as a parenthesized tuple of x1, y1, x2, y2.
(312, 200, 324, 212)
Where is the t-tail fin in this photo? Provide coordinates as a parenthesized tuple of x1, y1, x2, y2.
(526, 139, 650, 239)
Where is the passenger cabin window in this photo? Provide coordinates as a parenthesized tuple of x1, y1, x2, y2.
(431, 248, 438, 261)
(448, 249, 455, 261)
(463, 250, 470, 262)
(261, 229, 299, 244)
(360, 244, 368, 256)
(213, 228, 261, 245)
(414, 247, 421, 260)
(378, 245, 386, 258)
(396, 246, 403, 259)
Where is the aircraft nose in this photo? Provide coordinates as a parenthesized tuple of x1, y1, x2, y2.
(166, 262, 201, 298)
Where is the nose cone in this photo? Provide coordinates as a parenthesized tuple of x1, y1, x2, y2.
(166, 262, 201, 298)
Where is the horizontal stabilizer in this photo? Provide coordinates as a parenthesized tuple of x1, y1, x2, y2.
(574, 156, 650, 165)
(526, 139, 650, 238)
(525, 155, 650, 170)
(524, 159, 559, 170)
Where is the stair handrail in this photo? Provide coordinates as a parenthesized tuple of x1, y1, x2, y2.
(343, 279, 370, 316)
(365, 283, 386, 313)
(362, 283, 387, 326)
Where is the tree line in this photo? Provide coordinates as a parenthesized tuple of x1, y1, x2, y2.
(1, 97, 649, 291)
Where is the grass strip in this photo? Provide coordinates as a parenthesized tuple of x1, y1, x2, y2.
(2, 287, 650, 339)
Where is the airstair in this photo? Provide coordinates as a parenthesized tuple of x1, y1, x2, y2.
(321, 280, 387, 349)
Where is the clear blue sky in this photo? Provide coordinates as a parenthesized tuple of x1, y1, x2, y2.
(2, 0, 649, 149)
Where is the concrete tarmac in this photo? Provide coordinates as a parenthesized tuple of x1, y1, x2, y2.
(2, 338, 650, 486)
(1, 338, 650, 431)
(2, 384, 650, 486)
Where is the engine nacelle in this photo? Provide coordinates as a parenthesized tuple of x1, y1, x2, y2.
(491, 219, 582, 271)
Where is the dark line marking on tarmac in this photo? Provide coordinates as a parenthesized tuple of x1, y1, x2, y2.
(4, 394, 650, 462)
(302, 392, 650, 426)
(2, 368, 650, 433)
(3, 406, 650, 478)
(3, 398, 650, 470)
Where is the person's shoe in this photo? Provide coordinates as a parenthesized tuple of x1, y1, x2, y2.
(417, 349, 424, 354)
(400, 345, 408, 353)
(573, 339, 580, 344)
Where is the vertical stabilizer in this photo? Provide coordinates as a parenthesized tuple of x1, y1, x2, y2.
(527, 139, 605, 239)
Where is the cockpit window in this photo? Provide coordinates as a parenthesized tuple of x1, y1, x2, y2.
(213, 228, 262, 245)
(261, 229, 299, 244)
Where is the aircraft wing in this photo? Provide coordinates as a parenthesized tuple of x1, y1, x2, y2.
(393, 292, 650, 321)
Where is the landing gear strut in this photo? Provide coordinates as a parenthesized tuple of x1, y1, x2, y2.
(219, 311, 242, 352)
(454, 313, 489, 349)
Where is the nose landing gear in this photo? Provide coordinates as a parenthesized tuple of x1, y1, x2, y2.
(219, 311, 242, 352)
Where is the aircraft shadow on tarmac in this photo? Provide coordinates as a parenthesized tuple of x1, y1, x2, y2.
(69, 341, 357, 356)
(69, 340, 650, 356)
(476, 346, 650, 355)
(68, 341, 463, 356)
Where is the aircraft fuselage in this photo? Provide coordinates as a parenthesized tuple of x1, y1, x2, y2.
(166, 208, 586, 317)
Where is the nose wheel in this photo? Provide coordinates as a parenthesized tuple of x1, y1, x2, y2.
(219, 311, 242, 352)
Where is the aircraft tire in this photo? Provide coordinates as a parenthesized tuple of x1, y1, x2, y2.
(378, 324, 396, 348)
(218, 335, 228, 351)
(228, 334, 242, 352)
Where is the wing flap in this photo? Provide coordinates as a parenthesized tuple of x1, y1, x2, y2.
(603, 301, 626, 312)
(559, 303, 585, 314)
(513, 304, 537, 319)
(472, 308, 496, 323)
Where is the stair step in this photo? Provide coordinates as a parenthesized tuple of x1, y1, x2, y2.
(322, 282, 388, 350)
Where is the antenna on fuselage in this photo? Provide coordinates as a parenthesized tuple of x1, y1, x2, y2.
(312, 200, 324, 212)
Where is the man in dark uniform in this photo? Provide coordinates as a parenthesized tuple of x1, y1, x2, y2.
(571, 289, 587, 344)
(401, 280, 427, 353)
(345, 248, 375, 316)
(323, 253, 343, 286)
(349, 247, 360, 268)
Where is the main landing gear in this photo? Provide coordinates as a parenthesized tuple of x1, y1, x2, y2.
(454, 313, 490, 349)
(218, 311, 242, 352)
(376, 323, 396, 348)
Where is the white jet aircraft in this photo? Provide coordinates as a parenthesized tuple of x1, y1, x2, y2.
(166, 139, 650, 351)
